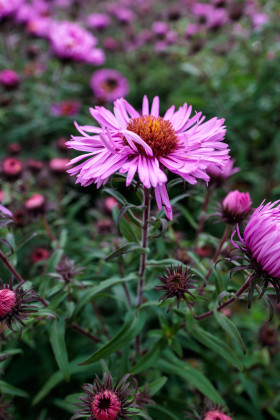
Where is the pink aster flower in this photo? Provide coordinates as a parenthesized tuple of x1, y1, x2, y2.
(67, 96, 229, 220)
(0, 69, 20, 89)
(75, 372, 135, 420)
(0, 0, 23, 19)
(87, 13, 111, 31)
(49, 21, 104, 64)
(232, 200, 280, 306)
(90, 69, 129, 103)
(221, 190, 252, 224)
(204, 410, 232, 420)
(51, 100, 80, 117)
(207, 158, 239, 187)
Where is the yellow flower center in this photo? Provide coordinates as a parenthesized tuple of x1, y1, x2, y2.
(126, 115, 179, 158)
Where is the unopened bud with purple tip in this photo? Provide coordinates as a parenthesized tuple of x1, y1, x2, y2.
(222, 190, 252, 224)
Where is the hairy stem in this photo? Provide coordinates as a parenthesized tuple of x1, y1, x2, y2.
(137, 188, 151, 307)
(71, 322, 101, 343)
(194, 276, 251, 321)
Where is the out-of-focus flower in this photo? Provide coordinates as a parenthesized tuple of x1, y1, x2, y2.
(7, 142, 21, 156)
(2, 158, 23, 181)
(185, 23, 201, 39)
(0, 70, 20, 89)
(49, 157, 70, 175)
(13, 209, 28, 227)
(221, 190, 252, 224)
(232, 201, 280, 306)
(204, 410, 232, 420)
(52, 254, 84, 284)
(26, 16, 51, 38)
(152, 21, 169, 37)
(75, 372, 135, 420)
(26, 159, 44, 174)
(67, 96, 229, 220)
(50, 21, 105, 64)
(24, 193, 46, 214)
(51, 100, 80, 117)
(0, 279, 37, 332)
(90, 69, 129, 103)
(0, 0, 23, 19)
(250, 12, 269, 30)
(206, 7, 228, 29)
(31, 248, 50, 263)
(87, 13, 111, 31)
(104, 197, 118, 214)
(155, 265, 198, 309)
(103, 37, 119, 51)
(259, 325, 278, 348)
(207, 158, 239, 187)
(113, 8, 135, 24)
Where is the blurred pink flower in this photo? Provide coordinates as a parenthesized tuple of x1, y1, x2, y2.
(0, 0, 23, 19)
(90, 69, 129, 103)
(87, 13, 111, 31)
(0, 69, 20, 88)
(49, 21, 105, 64)
(51, 100, 81, 117)
(67, 96, 229, 220)
(204, 410, 232, 420)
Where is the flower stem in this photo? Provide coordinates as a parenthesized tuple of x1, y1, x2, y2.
(71, 322, 101, 343)
(137, 188, 151, 307)
(0, 250, 24, 284)
(194, 276, 251, 321)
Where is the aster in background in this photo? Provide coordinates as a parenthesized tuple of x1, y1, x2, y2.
(185, 402, 232, 420)
(155, 265, 198, 310)
(0, 279, 37, 332)
(74, 372, 136, 420)
(90, 69, 129, 103)
(50, 254, 84, 285)
(220, 190, 252, 224)
(67, 95, 229, 220)
(0, 70, 20, 89)
(231, 200, 280, 307)
(207, 158, 239, 188)
(49, 21, 105, 65)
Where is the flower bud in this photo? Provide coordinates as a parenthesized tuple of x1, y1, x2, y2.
(31, 248, 50, 263)
(204, 411, 232, 420)
(222, 190, 251, 224)
(0, 289, 16, 318)
(0, 69, 20, 90)
(24, 193, 46, 215)
(49, 157, 70, 176)
(2, 157, 23, 181)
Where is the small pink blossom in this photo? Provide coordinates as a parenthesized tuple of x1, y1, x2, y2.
(0, 289, 16, 318)
(0, 69, 20, 88)
(204, 410, 232, 420)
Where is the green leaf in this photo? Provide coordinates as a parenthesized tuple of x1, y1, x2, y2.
(148, 376, 168, 395)
(157, 351, 224, 405)
(214, 311, 247, 355)
(0, 380, 28, 397)
(80, 310, 146, 365)
(130, 341, 163, 375)
(74, 273, 137, 315)
(117, 204, 142, 233)
(176, 204, 198, 229)
(35, 308, 58, 319)
(186, 318, 244, 371)
(48, 318, 70, 381)
(103, 188, 127, 205)
(105, 243, 148, 261)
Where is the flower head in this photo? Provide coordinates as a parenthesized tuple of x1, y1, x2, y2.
(87, 13, 111, 31)
(221, 190, 252, 224)
(155, 265, 198, 309)
(50, 21, 105, 64)
(2, 158, 23, 181)
(207, 158, 239, 187)
(203, 410, 232, 420)
(53, 254, 84, 284)
(75, 372, 135, 420)
(0, 0, 23, 19)
(51, 100, 81, 117)
(24, 193, 46, 215)
(0, 70, 20, 89)
(0, 279, 37, 332)
(232, 201, 280, 306)
(90, 69, 129, 103)
(67, 96, 229, 220)
(31, 248, 50, 264)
